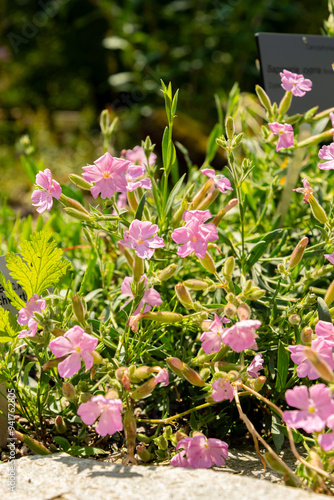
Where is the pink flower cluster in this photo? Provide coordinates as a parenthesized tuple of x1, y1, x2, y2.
(121, 275, 162, 315)
(171, 210, 218, 259)
(78, 395, 123, 436)
(170, 434, 229, 468)
(17, 294, 46, 338)
(49, 325, 98, 378)
(200, 314, 261, 354)
(31, 169, 61, 213)
(200, 169, 233, 194)
(268, 122, 294, 151)
(288, 321, 334, 380)
(280, 70, 312, 97)
(120, 220, 165, 259)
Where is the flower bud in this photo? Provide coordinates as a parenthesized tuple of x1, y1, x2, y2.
(52, 326, 66, 337)
(64, 208, 92, 221)
(189, 179, 214, 210)
(278, 90, 292, 117)
(118, 241, 134, 268)
(196, 189, 219, 210)
(100, 109, 111, 135)
(127, 190, 138, 211)
(136, 445, 151, 462)
(62, 382, 76, 401)
(60, 194, 90, 214)
(248, 375, 266, 392)
(231, 132, 244, 149)
(172, 198, 188, 227)
(224, 303, 237, 318)
(199, 252, 216, 274)
(80, 392, 92, 403)
(14, 431, 51, 455)
(265, 452, 290, 474)
(142, 135, 156, 157)
(175, 283, 194, 309)
(130, 377, 157, 400)
(183, 279, 209, 290)
(133, 254, 144, 283)
(308, 196, 328, 225)
(255, 85, 272, 113)
(55, 415, 67, 434)
(304, 347, 334, 382)
(92, 351, 103, 365)
(225, 116, 235, 140)
(237, 303, 251, 321)
(296, 128, 333, 148)
(199, 368, 211, 381)
(43, 354, 68, 371)
(325, 280, 334, 306)
(155, 435, 168, 450)
(69, 174, 93, 190)
(157, 263, 177, 282)
(72, 295, 86, 324)
(288, 314, 301, 325)
(175, 430, 188, 443)
(105, 388, 119, 399)
(212, 199, 238, 226)
(166, 358, 206, 387)
(223, 256, 235, 280)
(128, 365, 152, 383)
(248, 289, 266, 300)
(288, 237, 308, 269)
(141, 311, 184, 324)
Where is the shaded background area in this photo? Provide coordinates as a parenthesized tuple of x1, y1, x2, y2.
(0, 0, 328, 207)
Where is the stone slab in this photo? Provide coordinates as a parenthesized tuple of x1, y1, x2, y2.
(0, 453, 326, 500)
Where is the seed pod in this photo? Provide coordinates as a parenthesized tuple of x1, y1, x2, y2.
(130, 377, 157, 400)
(62, 382, 76, 401)
(55, 415, 67, 434)
(183, 279, 208, 290)
(64, 208, 92, 221)
(309, 196, 328, 225)
(199, 252, 216, 274)
(14, 431, 51, 455)
(175, 283, 194, 309)
(141, 311, 184, 324)
(288, 237, 308, 269)
(157, 264, 177, 281)
(133, 254, 144, 283)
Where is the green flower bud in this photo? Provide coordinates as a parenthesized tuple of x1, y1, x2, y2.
(175, 283, 194, 309)
(130, 377, 157, 400)
(136, 445, 151, 462)
(225, 116, 235, 140)
(69, 174, 93, 190)
(183, 279, 209, 290)
(223, 256, 235, 280)
(325, 280, 334, 306)
(141, 311, 184, 324)
(301, 327, 313, 345)
(196, 189, 219, 210)
(288, 237, 308, 269)
(55, 415, 67, 434)
(154, 435, 168, 450)
(278, 90, 292, 117)
(199, 252, 216, 274)
(127, 190, 138, 211)
(166, 357, 206, 387)
(64, 208, 92, 221)
(188, 179, 214, 210)
(255, 85, 272, 113)
(14, 431, 51, 455)
(157, 264, 177, 281)
(62, 382, 76, 401)
(72, 295, 86, 324)
(133, 254, 144, 283)
(308, 195, 328, 225)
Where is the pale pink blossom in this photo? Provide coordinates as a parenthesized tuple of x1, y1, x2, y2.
(315, 320, 334, 341)
(221, 320, 261, 353)
(17, 294, 47, 338)
(171, 210, 218, 259)
(154, 368, 169, 386)
(170, 434, 228, 469)
(123, 145, 156, 167)
(120, 219, 165, 259)
(31, 169, 62, 213)
(318, 143, 334, 170)
(125, 165, 152, 192)
(247, 354, 264, 379)
(77, 395, 123, 436)
(324, 252, 334, 265)
(121, 275, 162, 315)
(319, 414, 334, 451)
(283, 384, 334, 433)
(82, 152, 130, 199)
(288, 337, 334, 380)
(280, 70, 312, 97)
(49, 325, 98, 378)
(211, 377, 234, 402)
(200, 314, 230, 354)
(200, 169, 233, 194)
(292, 178, 314, 204)
(268, 122, 294, 151)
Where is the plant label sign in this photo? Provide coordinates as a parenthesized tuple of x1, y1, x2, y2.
(255, 33, 334, 113)
(0, 255, 27, 314)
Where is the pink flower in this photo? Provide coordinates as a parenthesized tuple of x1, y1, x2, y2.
(247, 354, 264, 379)
(283, 384, 334, 433)
(82, 152, 130, 199)
(211, 377, 234, 402)
(170, 434, 229, 469)
(123, 145, 156, 167)
(154, 368, 169, 386)
(318, 143, 334, 170)
(171, 210, 218, 259)
(120, 219, 165, 259)
(31, 169, 62, 213)
(77, 395, 123, 436)
(268, 122, 294, 151)
(200, 169, 233, 194)
(319, 414, 334, 451)
(221, 320, 261, 353)
(315, 320, 334, 341)
(125, 164, 152, 192)
(200, 314, 230, 354)
(280, 70, 312, 97)
(121, 275, 162, 314)
(292, 178, 314, 204)
(288, 337, 334, 380)
(330, 112, 334, 141)
(324, 252, 334, 265)
(17, 294, 47, 338)
(49, 325, 98, 378)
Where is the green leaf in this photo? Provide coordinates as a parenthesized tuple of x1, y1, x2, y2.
(0, 273, 26, 311)
(271, 412, 285, 452)
(276, 341, 289, 392)
(135, 192, 147, 221)
(246, 229, 282, 271)
(165, 174, 186, 216)
(6, 231, 72, 299)
(54, 436, 71, 452)
(318, 297, 332, 323)
(204, 123, 223, 164)
(67, 446, 107, 457)
(0, 308, 20, 343)
(162, 126, 169, 171)
(275, 423, 304, 444)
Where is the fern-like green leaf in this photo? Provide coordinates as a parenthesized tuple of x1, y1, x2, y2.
(6, 231, 71, 299)
(0, 308, 20, 343)
(0, 273, 26, 310)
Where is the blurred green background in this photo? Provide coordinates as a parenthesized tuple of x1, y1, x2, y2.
(0, 0, 328, 209)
